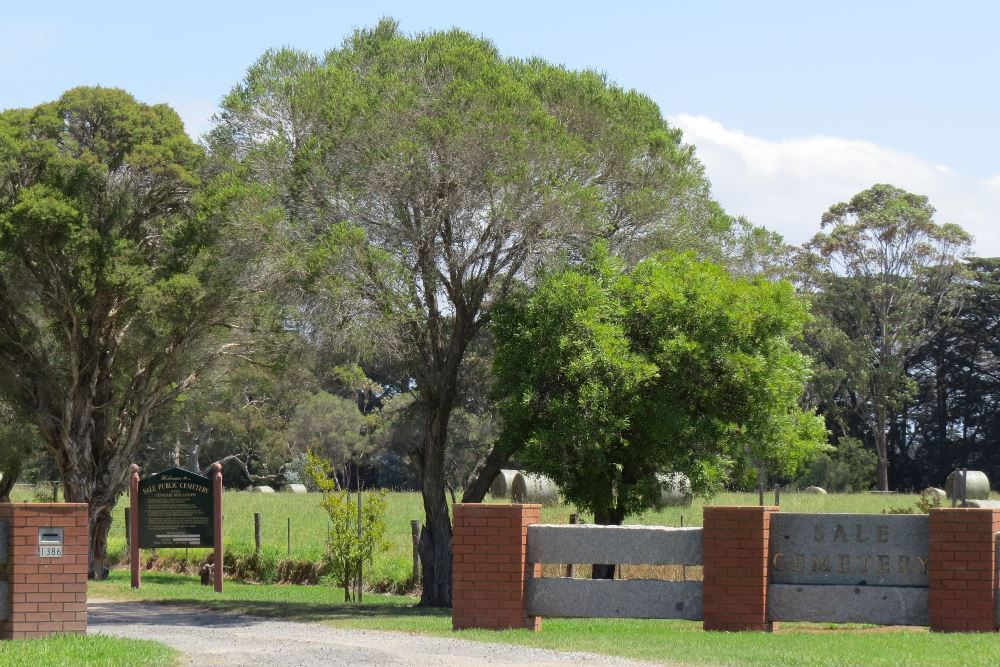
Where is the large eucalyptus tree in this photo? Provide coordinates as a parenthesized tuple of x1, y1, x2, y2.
(212, 20, 733, 606)
(0, 87, 254, 577)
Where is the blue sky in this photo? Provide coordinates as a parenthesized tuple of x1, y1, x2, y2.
(4, 1, 999, 254)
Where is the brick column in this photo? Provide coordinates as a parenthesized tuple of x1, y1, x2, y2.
(452, 503, 541, 631)
(929, 508, 1000, 632)
(0, 503, 89, 640)
(703, 505, 777, 631)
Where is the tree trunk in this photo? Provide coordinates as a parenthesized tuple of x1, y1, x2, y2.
(418, 391, 455, 607)
(875, 410, 890, 491)
(88, 502, 115, 580)
(461, 441, 517, 503)
(591, 508, 624, 580)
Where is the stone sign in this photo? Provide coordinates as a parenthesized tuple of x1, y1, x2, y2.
(769, 513, 929, 587)
(138, 467, 214, 548)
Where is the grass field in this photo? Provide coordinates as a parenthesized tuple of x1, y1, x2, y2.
(10, 486, 946, 591)
(89, 570, 1000, 667)
(0, 634, 175, 667)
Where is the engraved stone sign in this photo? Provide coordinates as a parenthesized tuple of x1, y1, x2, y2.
(769, 513, 929, 587)
(138, 467, 214, 548)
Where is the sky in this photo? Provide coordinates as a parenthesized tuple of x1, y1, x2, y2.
(3, 1, 999, 254)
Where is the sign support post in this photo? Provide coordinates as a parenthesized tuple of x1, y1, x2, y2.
(129, 463, 140, 589)
(210, 462, 223, 593)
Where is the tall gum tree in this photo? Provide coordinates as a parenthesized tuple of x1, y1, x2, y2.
(0, 87, 254, 577)
(800, 184, 972, 491)
(212, 20, 735, 606)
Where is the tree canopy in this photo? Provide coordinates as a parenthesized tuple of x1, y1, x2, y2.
(494, 247, 826, 528)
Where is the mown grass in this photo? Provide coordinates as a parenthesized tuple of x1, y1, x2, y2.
(0, 634, 175, 667)
(89, 570, 1000, 667)
(11, 486, 940, 590)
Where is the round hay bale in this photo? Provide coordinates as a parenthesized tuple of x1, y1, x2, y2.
(283, 483, 308, 494)
(802, 486, 827, 495)
(655, 472, 693, 508)
(945, 470, 990, 501)
(510, 472, 560, 505)
(922, 486, 946, 499)
(252, 485, 276, 494)
(489, 469, 519, 500)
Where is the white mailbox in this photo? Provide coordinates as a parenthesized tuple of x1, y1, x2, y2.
(38, 527, 64, 558)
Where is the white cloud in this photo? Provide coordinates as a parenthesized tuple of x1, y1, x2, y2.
(669, 114, 1000, 258)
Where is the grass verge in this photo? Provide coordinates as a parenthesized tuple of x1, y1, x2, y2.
(90, 570, 1000, 667)
(0, 634, 175, 667)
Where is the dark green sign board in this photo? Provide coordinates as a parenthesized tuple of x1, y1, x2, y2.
(138, 467, 214, 549)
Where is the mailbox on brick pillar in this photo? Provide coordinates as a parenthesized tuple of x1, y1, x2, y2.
(0, 503, 89, 640)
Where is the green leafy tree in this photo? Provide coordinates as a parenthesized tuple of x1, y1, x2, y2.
(494, 247, 825, 561)
(212, 20, 737, 605)
(0, 87, 256, 577)
(0, 401, 37, 500)
(801, 184, 972, 490)
(306, 453, 388, 602)
(288, 391, 369, 485)
(795, 437, 877, 492)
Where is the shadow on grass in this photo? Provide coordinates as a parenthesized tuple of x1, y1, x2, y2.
(104, 597, 450, 624)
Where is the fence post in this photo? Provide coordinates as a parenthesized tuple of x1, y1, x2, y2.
(254, 512, 262, 553)
(410, 520, 421, 587)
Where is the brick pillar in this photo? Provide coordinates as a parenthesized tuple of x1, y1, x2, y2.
(0, 503, 89, 640)
(452, 503, 541, 631)
(929, 508, 1000, 632)
(703, 505, 776, 631)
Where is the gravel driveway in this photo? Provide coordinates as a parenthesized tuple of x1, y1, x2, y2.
(88, 600, 661, 667)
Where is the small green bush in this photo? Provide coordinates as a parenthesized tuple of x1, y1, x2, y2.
(306, 453, 389, 601)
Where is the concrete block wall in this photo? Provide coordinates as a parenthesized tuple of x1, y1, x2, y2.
(703, 506, 777, 631)
(928, 508, 1000, 632)
(0, 503, 89, 639)
(452, 503, 541, 631)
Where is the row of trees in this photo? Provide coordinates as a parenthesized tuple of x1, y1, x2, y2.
(0, 20, 988, 605)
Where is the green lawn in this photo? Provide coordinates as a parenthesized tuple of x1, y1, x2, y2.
(0, 634, 175, 667)
(89, 570, 1000, 667)
(10, 487, 941, 591)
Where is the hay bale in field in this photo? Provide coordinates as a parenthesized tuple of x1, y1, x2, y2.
(489, 469, 519, 500)
(511, 472, 560, 505)
(283, 483, 308, 494)
(654, 472, 693, 508)
(922, 486, 946, 499)
(802, 486, 827, 494)
(252, 485, 276, 493)
(945, 470, 990, 501)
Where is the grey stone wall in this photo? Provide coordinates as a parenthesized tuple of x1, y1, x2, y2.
(769, 514, 929, 587)
(527, 578, 702, 620)
(768, 584, 928, 626)
(526, 525, 702, 565)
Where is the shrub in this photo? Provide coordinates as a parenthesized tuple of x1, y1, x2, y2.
(306, 453, 388, 601)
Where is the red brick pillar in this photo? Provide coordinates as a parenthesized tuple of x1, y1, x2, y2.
(929, 508, 1000, 632)
(452, 503, 541, 631)
(703, 505, 777, 631)
(0, 503, 89, 639)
